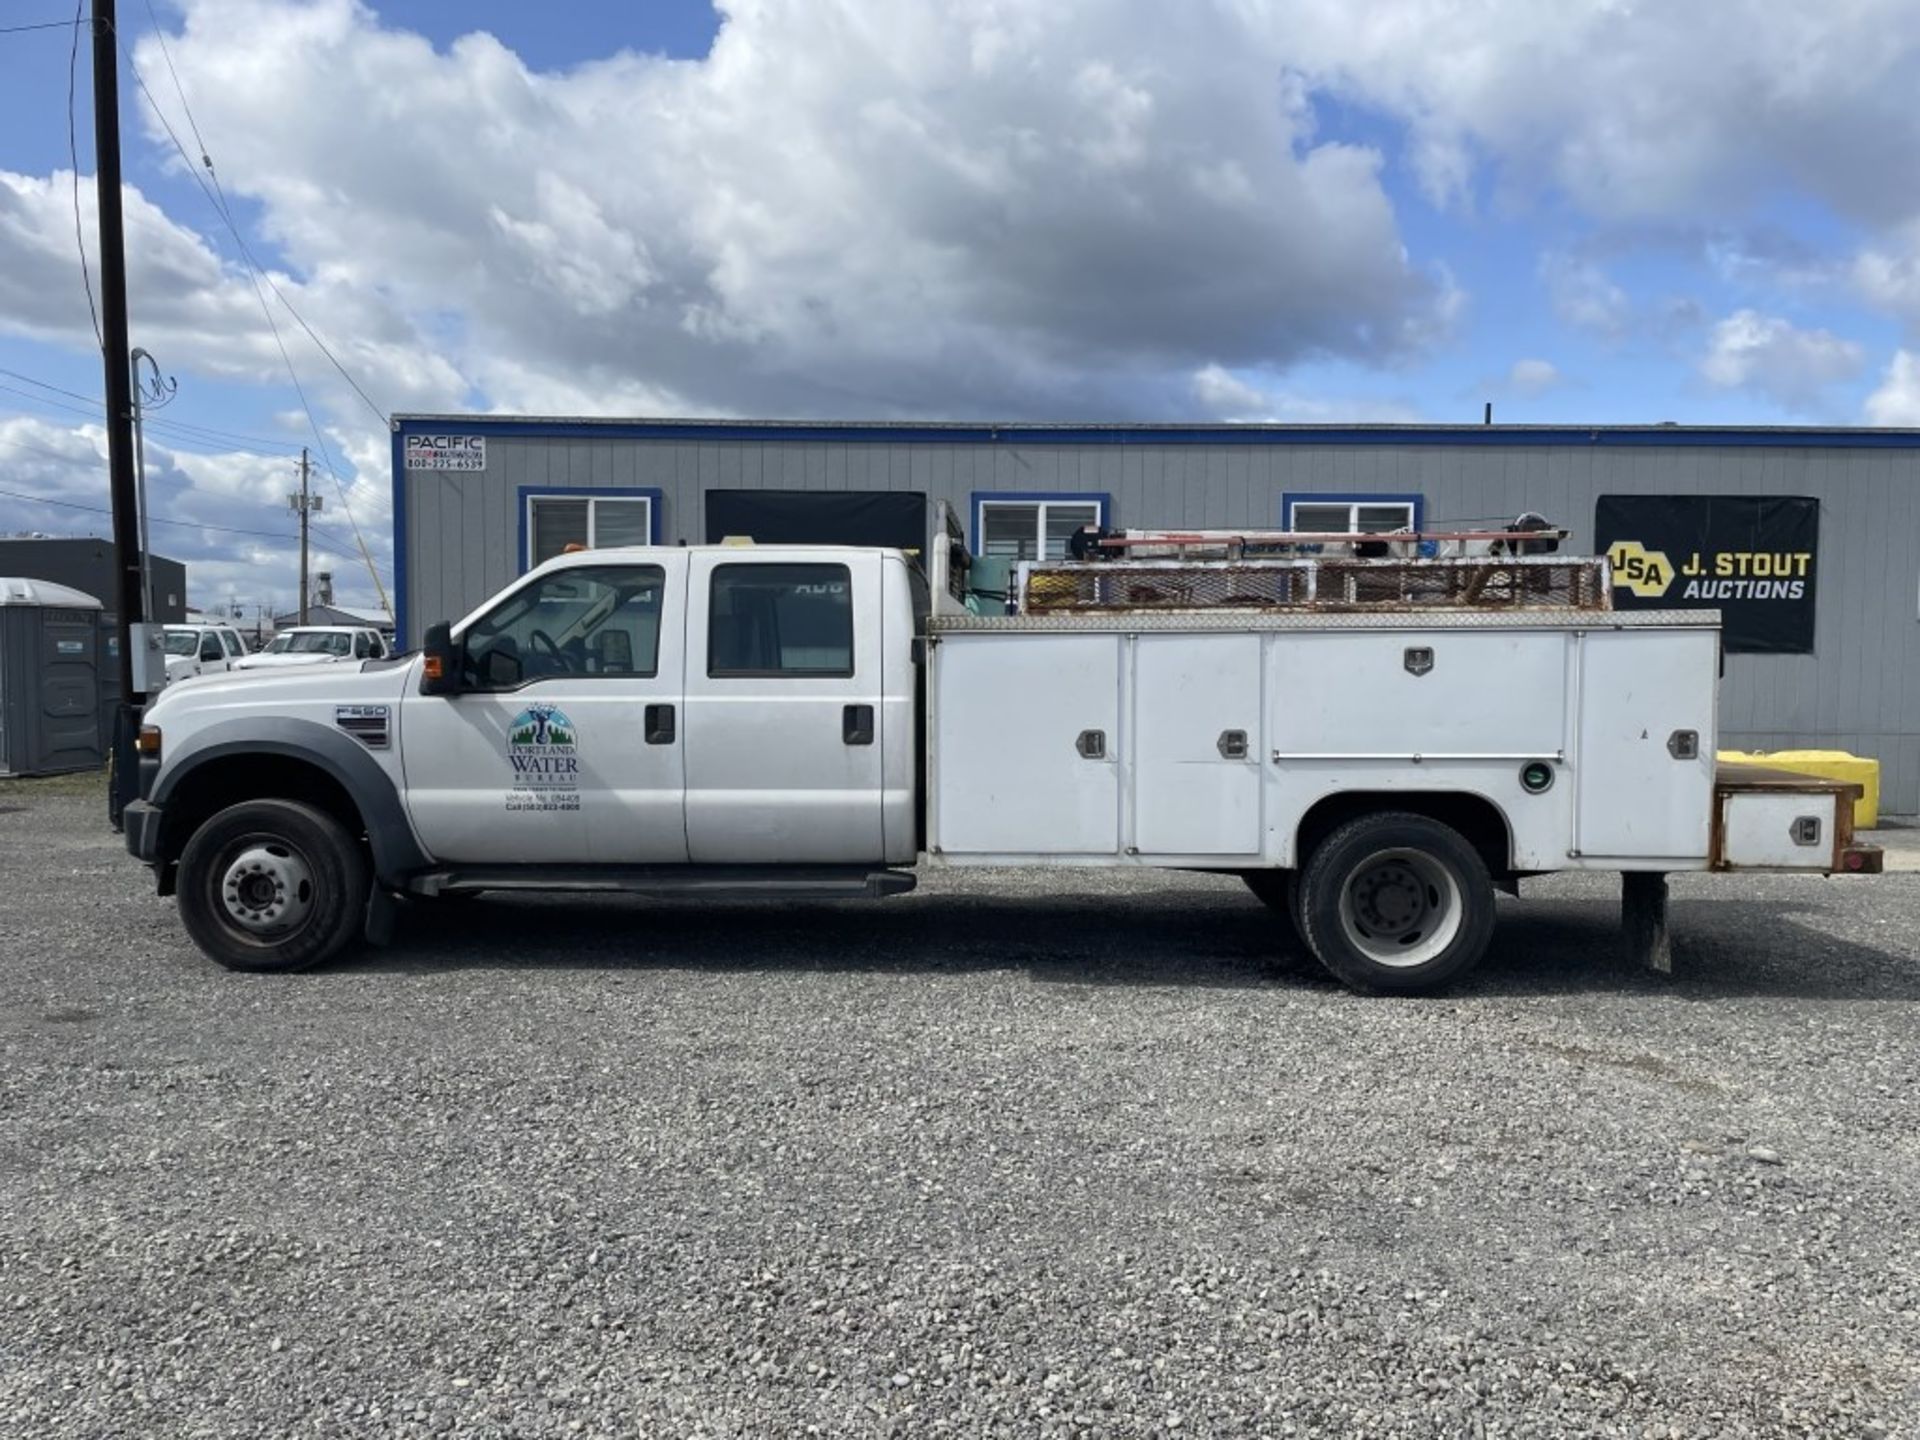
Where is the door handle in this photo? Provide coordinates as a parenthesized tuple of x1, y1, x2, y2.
(645, 703, 675, 745)
(843, 704, 875, 746)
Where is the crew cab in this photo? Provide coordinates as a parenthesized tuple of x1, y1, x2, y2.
(121, 515, 1878, 992)
(231, 624, 388, 671)
(161, 622, 249, 684)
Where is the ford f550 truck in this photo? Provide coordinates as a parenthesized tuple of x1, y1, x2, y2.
(121, 505, 1878, 992)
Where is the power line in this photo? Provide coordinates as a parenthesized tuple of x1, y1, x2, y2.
(66, 0, 101, 350)
(0, 365, 308, 451)
(123, 22, 390, 432)
(0, 18, 84, 34)
(0, 436, 394, 580)
(0, 479, 302, 543)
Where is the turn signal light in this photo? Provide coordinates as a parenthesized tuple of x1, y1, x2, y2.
(135, 724, 162, 757)
(422, 653, 445, 682)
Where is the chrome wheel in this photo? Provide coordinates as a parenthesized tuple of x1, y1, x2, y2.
(1337, 846, 1463, 968)
(216, 839, 316, 938)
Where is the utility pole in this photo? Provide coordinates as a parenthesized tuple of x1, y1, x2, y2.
(289, 448, 322, 624)
(93, 0, 149, 825)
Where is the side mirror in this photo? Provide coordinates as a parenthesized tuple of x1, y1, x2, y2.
(419, 621, 461, 695)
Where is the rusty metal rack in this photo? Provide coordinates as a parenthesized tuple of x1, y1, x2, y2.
(1018, 554, 1611, 615)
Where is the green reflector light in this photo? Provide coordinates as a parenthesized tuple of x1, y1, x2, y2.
(1521, 761, 1555, 794)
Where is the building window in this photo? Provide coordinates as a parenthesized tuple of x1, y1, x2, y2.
(1281, 493, 1423, 536)
(973, 494, 1110, 561)
(708, 563, 854, 677)
(521, 488, 661, 569)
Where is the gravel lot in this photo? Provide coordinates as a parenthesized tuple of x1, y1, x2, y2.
(2, 777, 1918, 1439)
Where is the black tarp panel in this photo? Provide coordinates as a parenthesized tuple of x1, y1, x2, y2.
(704, 491, 927, 553)
(1595, 494, 1819, 654)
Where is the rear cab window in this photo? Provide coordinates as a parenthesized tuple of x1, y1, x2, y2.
(707, 563, 853, 677)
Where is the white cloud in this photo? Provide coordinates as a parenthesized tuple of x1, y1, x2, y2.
(1507, 358, 1561, 395)
(1189, 364, 1421, 423)
(1865, 350, 1920, 426)
(1855, 225, 1920, 332)
(1700, 309, 1864, 409)
(1265, 0, 1920, 229)
(1540, 253, 1628, 338)
(92, 0, 1464, 426)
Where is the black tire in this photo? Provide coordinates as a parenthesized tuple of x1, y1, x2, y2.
(1297, 812, 1494, 995)
(1241, 869, 1308, 949)
(176, 799, 369, 973)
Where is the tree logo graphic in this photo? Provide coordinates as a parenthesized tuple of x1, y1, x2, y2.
(505, 704, 581, 805)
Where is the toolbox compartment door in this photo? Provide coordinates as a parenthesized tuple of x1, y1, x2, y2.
(931, 634, 1121, 856)
(1132, 634, 1262, 856)
(1573, 629, 1716, 861)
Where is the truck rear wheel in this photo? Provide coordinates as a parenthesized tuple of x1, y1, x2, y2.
(1297, 812, 1494, 994)
(176, 799, 368, 973)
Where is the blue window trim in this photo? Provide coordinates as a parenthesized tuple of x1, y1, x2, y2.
(1280, 491, 1425, 532)
(516, 486, 664, 574)
(970, 490, 1112, 554)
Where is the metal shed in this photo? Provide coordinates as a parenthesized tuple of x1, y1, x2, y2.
(0, 577, 106, 778)
(391, 417, 1920, 813)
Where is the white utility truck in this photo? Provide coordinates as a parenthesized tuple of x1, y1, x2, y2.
(122, 504, 1877, 992)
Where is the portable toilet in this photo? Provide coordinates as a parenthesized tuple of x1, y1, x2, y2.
(0, 577, 107, 777)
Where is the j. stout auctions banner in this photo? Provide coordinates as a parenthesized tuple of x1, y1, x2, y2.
(1594, 495, 1819, 654)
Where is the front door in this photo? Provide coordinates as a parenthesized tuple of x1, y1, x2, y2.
(400, 556, 689, 865)
(682, 551, 886, 863)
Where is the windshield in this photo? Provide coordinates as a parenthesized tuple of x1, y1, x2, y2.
(163, 632, 200, 656)
(269, 631, 352, 655)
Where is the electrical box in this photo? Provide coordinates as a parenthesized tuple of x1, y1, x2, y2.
(128, 622, 170, 694)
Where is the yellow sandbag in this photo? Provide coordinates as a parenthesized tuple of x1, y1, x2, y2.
(1717, 749, 1880, 829)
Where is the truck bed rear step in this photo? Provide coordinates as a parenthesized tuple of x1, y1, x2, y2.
(407, 865, 917, 901)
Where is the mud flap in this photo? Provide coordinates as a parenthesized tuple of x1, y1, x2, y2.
(1621, 871, 1671, 975)
(364, 886, 399, 948)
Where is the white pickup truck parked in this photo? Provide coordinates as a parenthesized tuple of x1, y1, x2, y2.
(161, 622, 249, 685)
(122, 506, 1878, 991)
(230, 625, 389, 672)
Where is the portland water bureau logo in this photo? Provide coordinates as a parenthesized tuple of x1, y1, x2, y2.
(505, 703, 581, 812)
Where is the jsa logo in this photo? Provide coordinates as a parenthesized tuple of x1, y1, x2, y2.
(1605, 540, 1675, 599)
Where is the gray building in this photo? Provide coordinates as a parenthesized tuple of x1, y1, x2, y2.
(391, 416, 1920, 812)
(0, 537, 187, 623)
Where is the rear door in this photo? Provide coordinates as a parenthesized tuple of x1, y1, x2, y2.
(683, 551, 886, 863)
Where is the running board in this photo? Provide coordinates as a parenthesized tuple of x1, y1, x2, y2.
(405, 864, 918, 902)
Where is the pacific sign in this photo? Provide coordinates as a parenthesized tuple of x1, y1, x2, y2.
(404, 434, 487, 471)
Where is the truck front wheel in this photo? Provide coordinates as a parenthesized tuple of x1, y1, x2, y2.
(1298, 812, 1494, 994)
(176, 799, 369, 973)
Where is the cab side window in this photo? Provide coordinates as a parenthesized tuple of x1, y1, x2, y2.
(199, 633, 223, 662)
(462, 565, 666, 691)
(708, 563, 853, 677)
(353, 633, 373, 659)
(221, 631, 244, 658)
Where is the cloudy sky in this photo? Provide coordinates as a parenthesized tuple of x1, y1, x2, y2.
(2, 0, 1918, 615)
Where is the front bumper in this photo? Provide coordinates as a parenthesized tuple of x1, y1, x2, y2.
(123, 798, 164, 864)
